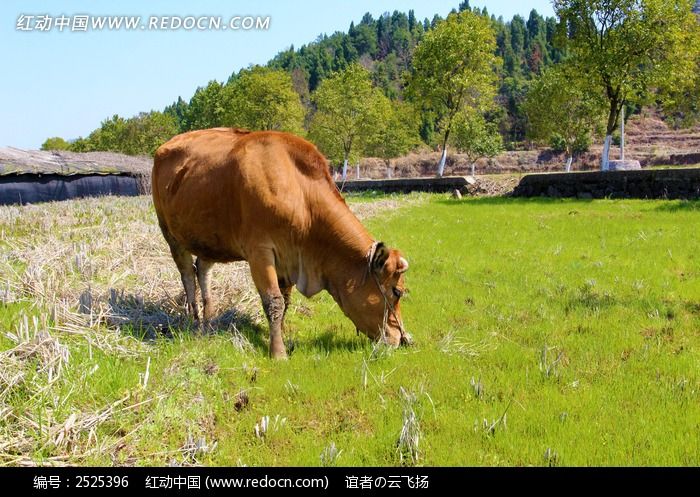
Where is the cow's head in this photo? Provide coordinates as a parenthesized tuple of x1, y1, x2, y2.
(344, 242, 411, 347)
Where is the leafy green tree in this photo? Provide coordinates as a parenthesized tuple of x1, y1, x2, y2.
(510, 15, 527, 74)
(365, 99, 421, 177)
(662, 64, 700, 127)
(212, 8, 567, 148)
(554, 0, 700, 170)
(498, 76, 530, 145)
(523, 64, 606, 171)
(223, 66, 305, 133)
(450, 111, 503, 176)
(308, 64, 386, 180)
(525, 10, 550, 73)
(497, 23, 517, 75)
(73, 114, 128, 152)
(164, 97, 189, 133)
(407, 10, 500, 176)
(123, 111, 179, 155)
(68, 137, 91, 153)
(73, 7, 606, 156)
(660, 22, 700, 127)
(69, 112, 177, 156)
(349, 15, 378, 58)
(182, 81, 227, 131)
(40, 137, 71, 151)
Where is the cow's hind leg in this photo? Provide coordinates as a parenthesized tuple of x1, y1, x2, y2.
(280, 284, 295, 353)
(280, 283, 293, 332)
(168, 243, 199, 322)
(157, 216, 199, 324)
(248, 249, 287, 360)
(195, 257, 215, 324)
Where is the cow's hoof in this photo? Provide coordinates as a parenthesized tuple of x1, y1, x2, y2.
(197, 320, 215, 335)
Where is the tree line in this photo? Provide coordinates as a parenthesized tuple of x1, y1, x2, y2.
(43, 1, 700, 174)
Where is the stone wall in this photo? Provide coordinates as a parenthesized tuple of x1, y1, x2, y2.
(669, 153, 700, 166)
(512, 168, 700, 199)
(337, 176, 471, 194)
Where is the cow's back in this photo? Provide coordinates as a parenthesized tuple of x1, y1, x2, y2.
(152, 128, 339, 263)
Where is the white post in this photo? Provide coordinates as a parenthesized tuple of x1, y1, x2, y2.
(356, 163, 360, 179)
(437, 146, 447, 177)
(620, 106, 625, 161)
(565, 155, 573, 172)
(601, 135, 612, 171)
(470, 162, 476, 177)
(342, 158, 348, 181)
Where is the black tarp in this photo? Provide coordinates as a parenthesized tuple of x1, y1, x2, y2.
(0, 173, 141, 205)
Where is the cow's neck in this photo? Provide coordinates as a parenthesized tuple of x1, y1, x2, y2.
(305, 201, 373, 306)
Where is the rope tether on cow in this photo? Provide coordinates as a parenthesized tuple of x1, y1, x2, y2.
(366, 241, 412, 346)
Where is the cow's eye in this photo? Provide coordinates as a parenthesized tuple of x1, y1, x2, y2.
(392, 287, 403, 299)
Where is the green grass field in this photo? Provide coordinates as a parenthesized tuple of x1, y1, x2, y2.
(1, 193, 699, 466)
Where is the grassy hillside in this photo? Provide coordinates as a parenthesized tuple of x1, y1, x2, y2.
(1, 194, 699, 466)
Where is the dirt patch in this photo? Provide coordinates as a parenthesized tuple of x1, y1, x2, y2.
(346, 195, 426, 219)
(464, 176, 521, 197)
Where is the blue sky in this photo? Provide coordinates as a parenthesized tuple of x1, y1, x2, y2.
(0, 1, 554, 149)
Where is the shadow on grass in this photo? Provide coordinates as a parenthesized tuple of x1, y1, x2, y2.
(306, 328, 370, 354)
(209, 309, 268, 353)
(653, 200, 700, 213)
(434, 196, 592, 207)
(564, 285, 617, 315)
(343, 190, 396, 202)
(107, 292, 373, 357)
(105, 291, 269, 355)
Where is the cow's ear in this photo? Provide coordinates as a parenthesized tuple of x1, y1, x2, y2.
(372, 242, 390, 272)
(396, 257, 409, 274)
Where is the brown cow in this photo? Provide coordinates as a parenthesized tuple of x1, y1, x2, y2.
(152, 128, 411, 359)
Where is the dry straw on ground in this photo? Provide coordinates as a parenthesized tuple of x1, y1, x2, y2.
(0, 196, 261, 465)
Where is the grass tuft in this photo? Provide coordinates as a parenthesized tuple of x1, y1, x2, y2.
(396, 387, 422, 466)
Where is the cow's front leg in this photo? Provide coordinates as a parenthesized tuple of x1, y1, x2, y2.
(249, 249, 287, 360)
(261, 293, 286, 359)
